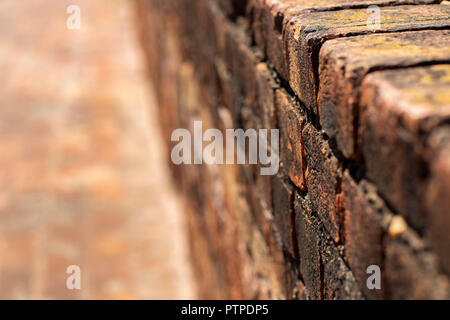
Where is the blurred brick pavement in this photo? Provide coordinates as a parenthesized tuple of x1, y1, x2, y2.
(0, 0, 195, 299)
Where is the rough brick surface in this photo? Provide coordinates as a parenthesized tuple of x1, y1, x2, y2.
(302, 123, 342, 242)
(138, 0, 450, 300)
(287, 5, 450, 112)
(384, 229, 450, 299)
(341, 171, 387, 299)
(248, 0, 439, 93)
(272, 176, 298, 259)
(319, 30, 450, 159)
(360, 65, 450, 229)
(294, 193, 364, 300)
(294, 195, 322, 299)
(276, 89, 307, 190)
(426, 127, 450, 275)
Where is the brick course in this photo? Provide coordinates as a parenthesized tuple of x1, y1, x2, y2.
(137, 0, 450, 299)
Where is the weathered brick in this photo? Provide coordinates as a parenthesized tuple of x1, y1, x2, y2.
(275, 251, 303, 299)
(229, 34, 258, 117)
(139, 0, 450, 300)
(294, 194, 322, 299)
(384, 227, 450, 299)
(219, 14, 260, 121)
(248, 0, 292, 80)
(269, 228, 290, 299)
(253, 62, 277, 131)
(275, 88, 307, 190)
(341, 170, 389, 299)
(302, 123, 341, 242)
(360, 65, 450, 229)
(272, 176, 298, 259)
(239, 163, 271, 239)
(285, 4, 450, 112)
(294, 193, 364, 300)
(425, 127, 450, 275)
(321, 243, 365, 300)
(318, 30, 450, 159)
(197, 0, 278, 209)
(175, 0, 244, 116)
(238, 105, 275, 212)
(248, 0, 438, 89)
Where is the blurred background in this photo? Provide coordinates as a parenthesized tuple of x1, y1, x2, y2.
(0, 0, 196, 299)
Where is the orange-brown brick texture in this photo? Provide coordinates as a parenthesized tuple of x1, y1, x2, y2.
(137, 0, 450, 299)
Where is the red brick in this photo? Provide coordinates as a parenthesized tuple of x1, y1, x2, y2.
(138, 0, 450, 300)
(425, 127, 450, 275)
(284, 255, 302, 300)
(384, 228, 450, 299)
(294, 193, 364, 300)
(275, 88, 307, 190)
(272, 176, 298, 259)
(318, 30, 450, 159)
(294, 194, 322, 299)
(240, 163, 272, 240)
(248, 0, 438, 96)
(286, 5, 450, 113)
(321, 244, 365, 300)
(254, 62, 277, 131)
(341, 171, 388, 299)
(302, 123, 341, 242)
(360, 65, 450, 229)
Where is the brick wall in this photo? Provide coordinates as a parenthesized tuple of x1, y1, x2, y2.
(136, 0, 450, 299)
